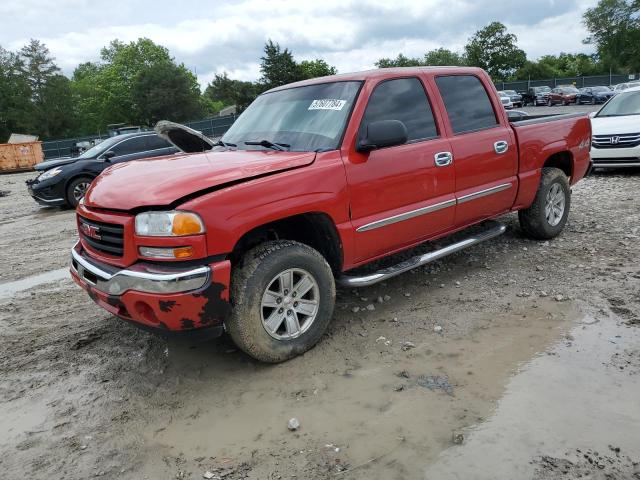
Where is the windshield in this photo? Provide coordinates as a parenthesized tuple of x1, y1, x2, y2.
(504, 90, 517, 95)
(561, 87, 579, 93)
(77, 136, 121, 159)
(592, 86, 610, 92)
(221, 81, 362, 152)
(535, 86, 551, 93)
(597, 90, 640, 117)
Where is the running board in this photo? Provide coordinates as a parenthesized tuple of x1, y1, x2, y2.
(338, 220, 506, 288)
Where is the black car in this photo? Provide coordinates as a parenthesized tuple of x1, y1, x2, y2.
(26, 132, 178, 207)
(523, 86, 552, 106)
(576, 86, 616, 105)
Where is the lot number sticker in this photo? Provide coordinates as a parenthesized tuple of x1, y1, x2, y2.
(308, 99, 347, 110)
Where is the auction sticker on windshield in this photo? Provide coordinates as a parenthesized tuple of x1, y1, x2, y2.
(308, 99, 347, 110)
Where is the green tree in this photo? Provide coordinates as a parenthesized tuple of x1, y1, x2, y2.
(375, 53, 423, 68)
(204, 73, 258, 112)
(19, 39, 59, 101)
(465, 22, 527, 80)
(583, 0, 640, 71)
(39, 74, 77, 138)
(299, 59, 337, 79)
(259, 40, 303, 90)
(0, 46, 33, 140)
(132, 62, 203, 125)
(423, 48, 466, 66)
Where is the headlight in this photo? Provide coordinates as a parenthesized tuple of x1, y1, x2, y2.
(38, 167, 63, 181)
(135, 211, 205, 237)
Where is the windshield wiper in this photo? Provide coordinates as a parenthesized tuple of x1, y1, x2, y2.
(244, 140, 290, 151)
(216, 140, 237, 147)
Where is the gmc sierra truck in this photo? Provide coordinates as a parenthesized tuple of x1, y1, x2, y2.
(70, 67, 591, 362)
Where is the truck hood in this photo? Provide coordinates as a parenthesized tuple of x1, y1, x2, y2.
(591, 115, 639, 135)
(84, 150, 316, 210)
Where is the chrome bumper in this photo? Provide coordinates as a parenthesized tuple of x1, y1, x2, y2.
(71, 243, 210, 295)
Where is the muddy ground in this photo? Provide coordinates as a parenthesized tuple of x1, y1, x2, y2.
(1, 164, 639, 480)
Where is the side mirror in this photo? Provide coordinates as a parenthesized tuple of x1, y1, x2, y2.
(588, 112, 597, 119)
(103, 150, 116, 161)
(357, 120, 408, 152)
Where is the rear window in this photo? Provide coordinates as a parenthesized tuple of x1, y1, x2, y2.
(435, 75, 498, 134)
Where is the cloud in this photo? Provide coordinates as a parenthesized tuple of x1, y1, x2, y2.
(0, 0, 598, 88)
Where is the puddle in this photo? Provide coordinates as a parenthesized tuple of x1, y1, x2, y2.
(131, 301, 576, 479)
(0, 268, 70, 298)
(424, 315, 640, 479)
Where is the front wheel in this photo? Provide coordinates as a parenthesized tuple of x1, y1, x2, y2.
(518, 167, 571, 240)
(226, 240, 335, 363)
(66, 176, 93, 208)
(547, 98, 553, 107)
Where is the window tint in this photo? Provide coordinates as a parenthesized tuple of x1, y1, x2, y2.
(111, 136, 148, 155)
(360, 77, 437, 142)
(146, 135, 172, 150)
(435, 75, 498, 134)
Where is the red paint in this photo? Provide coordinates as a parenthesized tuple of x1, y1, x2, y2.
(74, 67, 591, 333)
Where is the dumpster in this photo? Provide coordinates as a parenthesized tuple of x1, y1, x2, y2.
(0, 140, 44, 173)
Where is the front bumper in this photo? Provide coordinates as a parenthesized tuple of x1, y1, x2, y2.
(71, 242, 232, 333)
(590, 146, 640, 168)
(26, 177, 66, 206)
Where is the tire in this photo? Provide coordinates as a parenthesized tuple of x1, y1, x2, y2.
(547, 98, 553, 107)
(590, 97, 596, 105)
(518, 167, 571, 240)
(66, 176, 93, 208)
(226, 240, 336, 363)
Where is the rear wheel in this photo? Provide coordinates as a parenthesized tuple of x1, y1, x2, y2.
(226, 240, 335, 363)
(518, 167, 571, 240)
(66, 176, 92, 208)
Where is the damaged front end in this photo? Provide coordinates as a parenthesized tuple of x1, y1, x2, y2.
(70, 242, 232, 338)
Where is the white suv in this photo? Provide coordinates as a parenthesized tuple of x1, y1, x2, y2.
(590, 85, 640, 169)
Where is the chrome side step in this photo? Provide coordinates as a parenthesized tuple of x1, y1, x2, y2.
(337, 220, 506, 288)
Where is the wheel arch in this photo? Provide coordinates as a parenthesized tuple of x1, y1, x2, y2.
(230, 212, 344, 275)
(543, 151, 573, 180)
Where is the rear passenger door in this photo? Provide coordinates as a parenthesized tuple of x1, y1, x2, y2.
(345, 76, 455, 263)
(434, 74, 518, 227)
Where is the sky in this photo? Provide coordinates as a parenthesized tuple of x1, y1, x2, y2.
(0, 0, 598, 88)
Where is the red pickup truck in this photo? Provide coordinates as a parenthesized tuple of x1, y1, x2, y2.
(70, 67, 591, 362)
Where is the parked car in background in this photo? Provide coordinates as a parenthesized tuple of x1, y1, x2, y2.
(69, 66, 591, 362)
(612, 81, 640, 93)
(26, 132, 178, 207)
(497, 91, 513, 109)
(590, 85, 640, 169)
(523, 86, 551, 106)
(547, 86, 579, 106)
(502, 90, 523, 107)
(577, 86, 615, 105)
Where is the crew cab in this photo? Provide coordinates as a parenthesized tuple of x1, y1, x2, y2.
(70, 67, 591, 363)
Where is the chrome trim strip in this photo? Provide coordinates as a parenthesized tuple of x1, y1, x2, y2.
(71, 243, 210, 295)
(32, 195, 65, 203)
(356, 199, 456, 232)
(457, 183, 512, 204)
(592, 162, 640, 167)
(339, 220, 506, 287)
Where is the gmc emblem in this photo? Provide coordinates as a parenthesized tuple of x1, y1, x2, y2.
(81, 223, 101, 240)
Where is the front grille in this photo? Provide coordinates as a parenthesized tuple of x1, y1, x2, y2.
(592, 132, 640, 149)
(78, 216, 124, 257)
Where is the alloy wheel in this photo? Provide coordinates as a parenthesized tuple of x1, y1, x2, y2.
(545, 183, 566, 227)
(260, 268, 320, 340)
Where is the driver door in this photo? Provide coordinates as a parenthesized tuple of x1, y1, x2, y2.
(343, 76, 456, 263)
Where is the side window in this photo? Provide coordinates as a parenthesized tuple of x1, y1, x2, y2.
(435, 75, 498, 134)
(110, 136, 148, 156)
(146, 135, 172, 150)
(359, 77, 438, 142)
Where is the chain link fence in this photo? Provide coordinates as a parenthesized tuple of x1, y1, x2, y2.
(494, 73, 639, 92)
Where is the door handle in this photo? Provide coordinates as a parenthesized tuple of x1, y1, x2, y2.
(434, 151, 453, 167)
(494, 141, 509, 154)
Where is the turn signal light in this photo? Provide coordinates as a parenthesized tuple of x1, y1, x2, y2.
(172, 213, 204, 236)
(139, 246, 194, 259)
